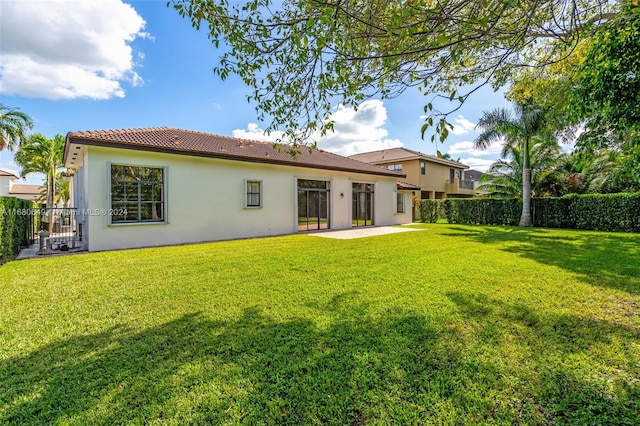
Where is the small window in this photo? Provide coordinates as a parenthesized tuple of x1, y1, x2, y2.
(246, 180, 262, 208)
(387, 164, 402, 172)
(396, 192, 405, 213)
(420, 161, 425, 175)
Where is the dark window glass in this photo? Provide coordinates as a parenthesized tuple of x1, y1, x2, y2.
(110, 165, 165, 223)
(246, 181, 261, 207)
(397, 193, 405, 213)
(297, 179, 328, 189)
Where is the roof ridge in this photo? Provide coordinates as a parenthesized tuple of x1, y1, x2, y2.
(168, 127, 276, 146)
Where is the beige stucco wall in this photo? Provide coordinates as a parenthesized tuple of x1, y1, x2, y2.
(80, 146, 407, 251)
(419, 161, 457, 193)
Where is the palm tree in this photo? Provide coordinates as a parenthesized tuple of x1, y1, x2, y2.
(474, 102, 552, 226)
(0, 104, 33, 151)
(438, 152, 461, 162)
(478, 141, 563, 198)
(55, 179, 71, 208)
(14, 133, 65, 233)
(36, 173, 71, 207)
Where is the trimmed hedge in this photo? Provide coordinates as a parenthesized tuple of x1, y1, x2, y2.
(419, 199, 520, 225)
(418, 200, 441, 223)
(0, 196, 35, 262)
(533, 193, 640, 233)
(418, 193, 640, 233)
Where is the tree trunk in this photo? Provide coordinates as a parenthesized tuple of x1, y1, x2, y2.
(47, 172, 55, 234)
(520, 167, 532, 226)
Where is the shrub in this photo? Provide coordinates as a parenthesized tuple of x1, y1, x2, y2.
(442, 198, 520, 226)
(533, 193, 640, 233)
(418, 200, 442, 223)
(424, 193, 639, 232)
(0, 196, 35, 262)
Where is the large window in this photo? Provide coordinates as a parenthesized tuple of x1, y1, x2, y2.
(110, 164, 165, 224)
(387, 164, 402, 172)
(246, 180, 262, 208)
(396, 192, 405, 213)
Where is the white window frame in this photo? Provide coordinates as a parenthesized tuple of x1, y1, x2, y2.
(245, 179, 263, 208)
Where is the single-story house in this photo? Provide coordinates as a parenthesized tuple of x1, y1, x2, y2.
(63, 127, 417, 251)
(0, 169, 44, 202)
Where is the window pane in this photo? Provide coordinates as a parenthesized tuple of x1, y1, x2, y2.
(247, 181, 259, 193)
(247, 193, 260, 206)
(111, 203, 127, 222)
(298, 179, 327, 189)
(124, 203, 139, 221)
(140, 183, 153, 201)
(111, 165, 125, 180)
(142, 202, 163, 221)
(111, 182, 125, 201)
(139, 203, 163, 221)
(148, 167, 163, 182)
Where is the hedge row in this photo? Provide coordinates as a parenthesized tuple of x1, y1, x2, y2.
(418, 193, 640, 233)
(0, 196, 35, 262)
(532, 193, 640, 232)
(418, 198, 520, 226)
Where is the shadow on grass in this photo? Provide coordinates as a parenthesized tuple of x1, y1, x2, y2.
(441, 225, 640, 295)
(446, 291, 640, 424)
(1, 294, 638, 424)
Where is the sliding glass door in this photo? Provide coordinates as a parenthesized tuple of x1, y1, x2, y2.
(352, 183, 374, 227)
(297, 179, 330, 231)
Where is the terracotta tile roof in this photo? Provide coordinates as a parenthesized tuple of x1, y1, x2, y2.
(0, 169, 19, 179)
(65, 127, 404, 178)
(349, 147, 469, 169)
(397, 181, 421, 190)
(10, 184, 44, 195)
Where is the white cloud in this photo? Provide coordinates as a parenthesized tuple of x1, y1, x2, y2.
(449, 114, 476, 135)
(318, 100, 403, 156)
(232, 123, 284, 142)
(0, 160, 20, 177)
(458, 157, 496, 172)
(232, 100, 403, 156)
(448, 140, 506, 157)
(0, 0, 148, 100)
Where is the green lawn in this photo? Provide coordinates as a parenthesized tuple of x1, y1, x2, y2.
(1, 224, 639, 425)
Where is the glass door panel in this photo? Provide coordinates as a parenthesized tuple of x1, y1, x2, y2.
(297, 180, 330, 231)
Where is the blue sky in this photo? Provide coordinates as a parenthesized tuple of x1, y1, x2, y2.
(1, 0, 511, 184)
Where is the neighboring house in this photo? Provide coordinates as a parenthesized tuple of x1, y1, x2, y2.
(464, 169, 486, 190)
(0, 169, 44, 202)
(0, 169, 19, 197)
(63, 127, 416, 251)
(349, 147, 474, 199)
(9, 183, 44, 202)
